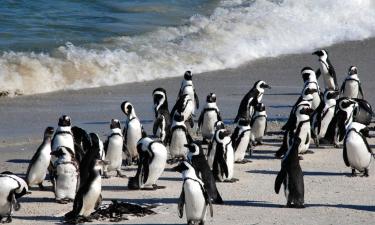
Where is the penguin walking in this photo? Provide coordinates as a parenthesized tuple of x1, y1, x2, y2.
(178, 71, 199, 116)
(231, 118, 252, 164)
(168, 113, 193, 161)
(186, 142, 224, 204)
(65, 133, 109, 223)
(26, 126, 54, 190)
(51, 146, 79, 204)
(250, 102, 267, 145)
(311, 90, 339, 146)
(152, 88, 171, 144)
(312, 49, 338, 90)
(198, 93, 222, 144)
(174, 161, 213, 225)
(275, 136, 305, 208)
(171, 94, 195, 128)
(208, 128, 236, 182)
(340, 66, 364, 99)
(128, 137, 167, 190)
(0, 172, 30, 223)
(103, 119, 125, 178)
(343, 122, 373, 177)
(234, 80, 271, 123)
(121, 101, 146, 164)
(301, 67, 321, 110)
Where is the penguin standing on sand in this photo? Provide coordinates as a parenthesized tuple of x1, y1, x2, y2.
(178, 71, 199, 116)
(250, 102, 267, 145)
(340, 66, 364, 99)
(234, 80, 271, 123)
(343, 122, 373, 177)
(301, 67, 321, 110)
(198, 93, 222, 143)
(169, 113, 193, 161)
(51, 146, 79, 204)
(152, 88, 171, 144)
(275, 136, 305, 208)
(121, 101, 146, 164)
(65, 133, 108, 223)
(312, 49, 338, 90)
(128, 137, 167, 190)
(51, 115, 75, 165)
(174, 161, 213, 225)
(231, 118, 252, 164)
(26, 126, 54, 190)
(103, 119, 125, 178)
(0, 172, 30, 223)
(186, 142, 224, 204)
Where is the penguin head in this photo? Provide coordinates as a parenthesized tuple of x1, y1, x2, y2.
(172, 161, 190, 173)
(121, 101, 134, 117)
(312, 49, 328, 58)
(325, 90, 339, 100)
(299, 106, 314, 116)
(214, 121, 225, 130)
(237, 118, 250, 126)
(302, 87, 316, 102)
(254, 103, 265, 112)
(58, 115, 71, 127)
(348, 66, 358, 76)
(94, 159, 110, 176)
(206, 93, 217, 103)
(14, 177, 30, 199)
(185, 142, 203, 161)
(184, 71, 193, 80)
(254, 80, 271, 91)
(44, 126, 55, 138)
(110, 119, 121, 130)
(339, 98, 357, 111)
(153, 88, 167, 111)
(301, 67, 315, 82)
(173, 112, 185, 122)
(217, 129, 231, 140)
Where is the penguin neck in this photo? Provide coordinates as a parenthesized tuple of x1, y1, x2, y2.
(254, 110, 266, 116)
(56, 126, 72, 132)
(205, 102, 218, 110)
(323, 99, 336, 110)
(172, 120, 186, 128)
(238, 125, 250, 133)
(182, 168, 203, 186)
(155, 98, 166, 112)
(127, 111, 137, 120)
(346, 74, 359, 81)
(111, 128, 122, 136)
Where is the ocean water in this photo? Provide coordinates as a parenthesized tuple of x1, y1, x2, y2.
(1, 0, 375, 95)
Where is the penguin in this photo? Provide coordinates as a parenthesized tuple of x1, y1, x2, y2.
(312, 49, 338, 90)
(121, 101, 146, 164)
(275, 136, 305, 208)
(174, 161, 213, 225)
(128, 137, 167, 190)
(198, 93, 222, 144)
(71, 126, 91, 163)
(26, 126, 54, 190)
(340, 66, 364, 99)
(168, 113, 193, 161)
(178, 71, 199, 116)
(0, 172, 30, 223)
(231, 118, 252, 164)
(171, 94, 195, 128)
(301, 67, 322, 110)
(311, 90, 339, 146)
(293, 100, 314, 155)
(343, 122, 373, 177)
(152, 88, 171, 144)
(250, 102, 267, 145)
(186, 142, 224, 204)
(51, 115, 75, 165)
(51, 146, 79, 204)
(103, 119, 125, 178)
(208, 128, 236, 182)
(65, 154, 108, 223)
(234, 80, 271, 123)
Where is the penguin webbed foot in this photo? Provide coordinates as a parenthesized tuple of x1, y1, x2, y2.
(333, 143, 340, 148)
(116, 170, 127, 178)
(303, 150, 314, 154)
(224, 178, 239, 183)
(235, 159, 252, 164)
(350, 169, 357, 177)
(152, 184, 166, 190)
(38, 183, 46, 191)
(3, 215, 12, 224)
(361, 169, 369, 177)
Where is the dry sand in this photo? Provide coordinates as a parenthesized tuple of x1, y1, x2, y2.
(0, 38, 375, 224)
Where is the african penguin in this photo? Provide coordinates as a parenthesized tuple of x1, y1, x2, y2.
(250, 102, 267, 146)
(340, 66, 364, 99)
(198, 93, 222, 143)
(174, 161, 213, 225)
(275, 136, 305, 208)
(343, 122, 373, 177)
(178, 71, 199, 116)
(231, 118, 252, 164)
(128, 137, 167, 190)
(312, 49, 338, 90)
(51, 146, 79, 204)
(26, 126, 54, 190)
(103, 119, 125, 178)
(152, 88, 171, 144)
(0, 172, 30, 223)
(186, 142, 224, 204)
(301, 67, 321, 110)
(168, 113, 193, 161)
(121, 101, 146, 164)
(51, 115, 75, 165)
(234, 80, 271, 123)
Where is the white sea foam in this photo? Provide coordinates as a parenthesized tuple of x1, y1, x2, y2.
(1, 0, 375, 95)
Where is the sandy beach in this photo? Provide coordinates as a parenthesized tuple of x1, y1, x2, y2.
(0, 38, 375, 224)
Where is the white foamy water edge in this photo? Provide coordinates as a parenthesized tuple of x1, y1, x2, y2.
(1, 0, 375, 95)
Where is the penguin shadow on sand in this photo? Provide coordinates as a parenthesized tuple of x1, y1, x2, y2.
(248, 170, 352, 177)
(13, 215, 61, 223)
(306, 203, 375, 212)
(251, 149, 278, 160)
(224, 200, 281, 208)
(6, 159, 30, 164)
(113, 197, 177, 205)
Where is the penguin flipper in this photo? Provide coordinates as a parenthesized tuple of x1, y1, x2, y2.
(343, 136, 350, 167)
(315, 69, 321, 80)
(231, 127, 240, 150)
(198, 111, 204, 128)
(194, 91, 199, 109)
(217, 144, 229, 178)
(217, 110, 222, 122)
(178, 189, 185, 218)
(153, 116, 162, 136)
(274, 168, 287, 194)
(359, 84, 364, 99)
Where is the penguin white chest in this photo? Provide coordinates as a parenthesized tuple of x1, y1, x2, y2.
(225, 143, 234, 180)
(27, 146, 51, 185)
(184, 180, 207, 221)
(346, 133, 372, 171)
(252, 117, 266, 140)
(201, 112, 218, 139)
(297, 122, 311, 154)
(0, 181, 14, 216)
(105, 136, 123, 171)
(343, 81, 359, 98)
(126, 120, 142, 157)
(318, 108, 335, 138)
(52, 134, 74, 151)
(144, 145, 167, 187)
(80, 177, 101, 217)
(169, 129, 188, 158)
(234, 130, 251, 162)
(55, 163, 78, 200)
